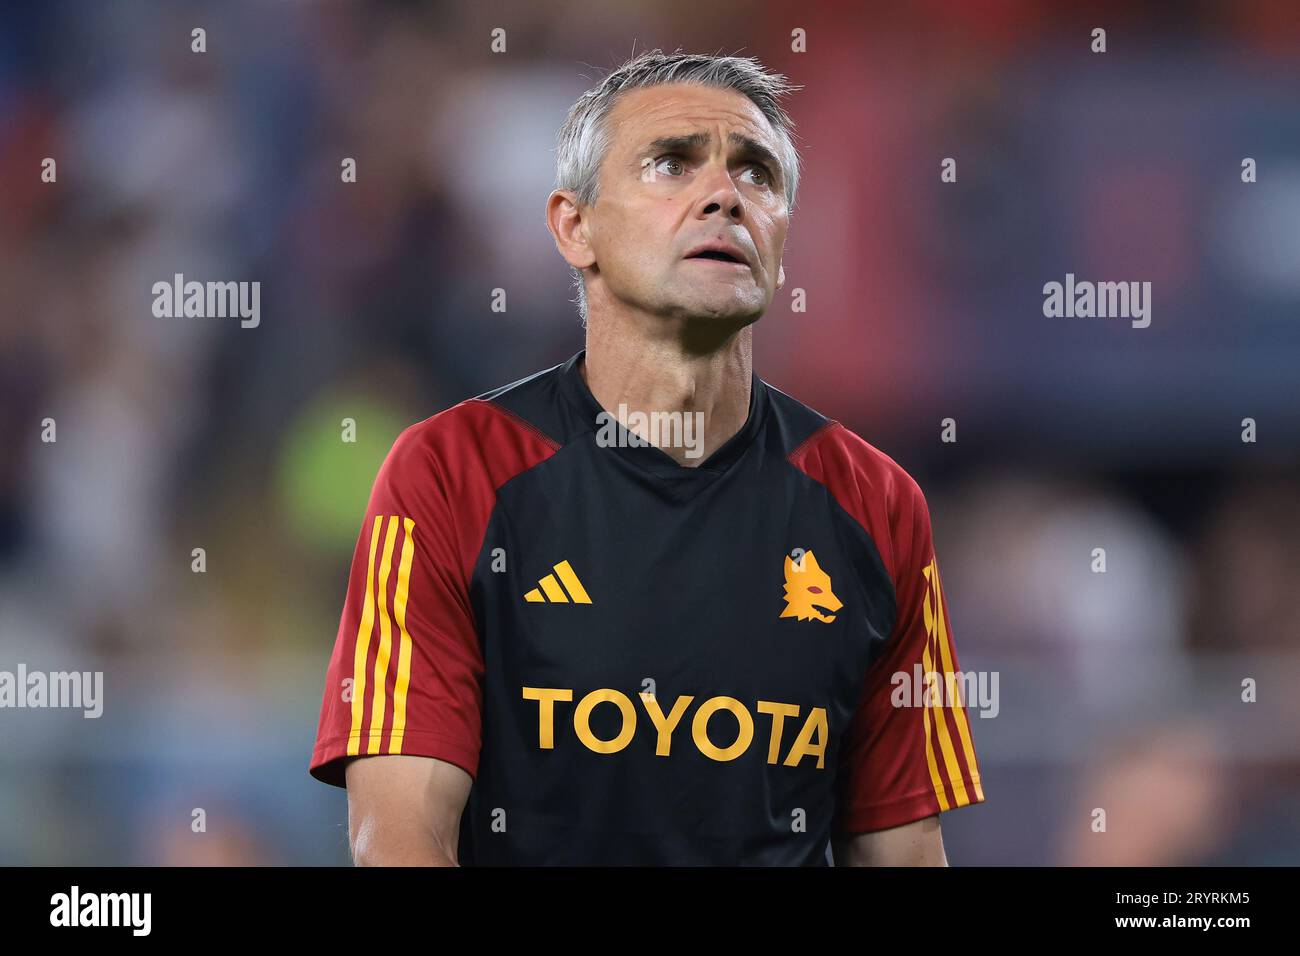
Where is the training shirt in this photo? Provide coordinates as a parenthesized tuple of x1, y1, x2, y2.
(309, 349, 985, 865)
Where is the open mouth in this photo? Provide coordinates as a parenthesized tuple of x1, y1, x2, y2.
(686, 250, 748, 266)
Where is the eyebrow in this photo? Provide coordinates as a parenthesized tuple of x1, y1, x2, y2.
(643, 131, 784, 184)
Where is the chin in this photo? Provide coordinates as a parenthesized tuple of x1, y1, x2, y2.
(672, 301, 765, 328)
(660, 287, 762, 320)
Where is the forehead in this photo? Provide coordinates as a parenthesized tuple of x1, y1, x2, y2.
(606, 83, 778, 151)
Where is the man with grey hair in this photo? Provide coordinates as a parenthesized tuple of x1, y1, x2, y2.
(311, 49, 985, 866)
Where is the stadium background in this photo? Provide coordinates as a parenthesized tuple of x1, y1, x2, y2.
(1, 0, 1298, 865)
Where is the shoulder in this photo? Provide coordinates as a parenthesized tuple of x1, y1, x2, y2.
(378, 365, 565, 497)
(790, 418, 926, 515)
(774, 386, 929, 582)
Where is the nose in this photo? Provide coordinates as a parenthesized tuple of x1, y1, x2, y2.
(695, 163, 744, 222)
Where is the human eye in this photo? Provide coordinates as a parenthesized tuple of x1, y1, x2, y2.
(741, 163, 772, 187)
(653, 154, 687, 177)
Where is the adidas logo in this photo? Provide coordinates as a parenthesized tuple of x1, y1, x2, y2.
(523, 560, 592, 604)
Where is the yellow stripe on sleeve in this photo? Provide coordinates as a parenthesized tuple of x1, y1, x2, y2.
(925, 558, 972, 807)
(366, 516, 400, 754)
(348, 517, 384, 756)
(388, 518, 416, 754)
(931, 559, 985, 802)
(920, 565, 951, 811)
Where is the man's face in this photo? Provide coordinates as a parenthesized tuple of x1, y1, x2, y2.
(579, 83, 790, 326)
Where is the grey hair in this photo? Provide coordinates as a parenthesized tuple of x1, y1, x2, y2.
(554, 49, 804, 324)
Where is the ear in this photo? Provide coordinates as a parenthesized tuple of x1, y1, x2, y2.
(546, 189, 596, 270)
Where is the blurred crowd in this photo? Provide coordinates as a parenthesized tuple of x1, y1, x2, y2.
(0, 1, 1297, 864)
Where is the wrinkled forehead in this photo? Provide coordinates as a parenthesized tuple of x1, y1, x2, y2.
(607, 83, 780, 155)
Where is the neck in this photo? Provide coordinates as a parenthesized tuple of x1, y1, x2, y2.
(582, 315, 754, 468)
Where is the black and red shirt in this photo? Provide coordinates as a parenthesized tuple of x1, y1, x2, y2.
(310, 350, 984, 864)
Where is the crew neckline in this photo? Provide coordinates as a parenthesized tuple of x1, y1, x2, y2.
(557, 349, 769, 481)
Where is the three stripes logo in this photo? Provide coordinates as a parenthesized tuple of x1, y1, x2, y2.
(348, 515, 417, 757)
(524, 560, 592, 604)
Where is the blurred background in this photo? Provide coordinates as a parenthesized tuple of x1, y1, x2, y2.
(1, 0, 1298, 865)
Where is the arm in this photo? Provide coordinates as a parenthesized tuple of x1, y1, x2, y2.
(309, 421, 491, 838)
(829, 465, 985, 850)
(346, 754, 472, 866)
(832, 814, 948, 866)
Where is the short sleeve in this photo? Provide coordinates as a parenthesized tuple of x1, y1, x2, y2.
(833, 479, 985, 834)
(309, 427, 485, 787)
